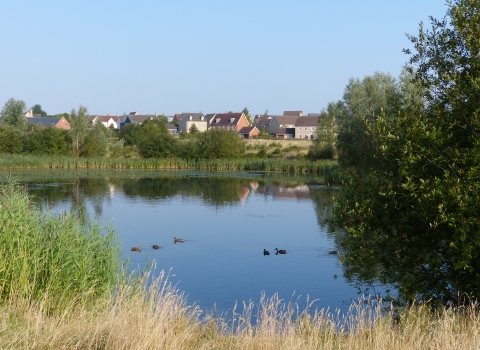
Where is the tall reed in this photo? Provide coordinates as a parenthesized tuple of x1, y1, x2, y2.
(0, 154, 340, 179)
(0, 176, 120, 313)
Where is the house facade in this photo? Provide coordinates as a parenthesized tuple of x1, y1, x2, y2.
(178, 112, 207, 133)
(295, 116, 318, 139)
(268, 116, 300, 138)
(208, 113, 250, 132)
(238, 126, 259, 139)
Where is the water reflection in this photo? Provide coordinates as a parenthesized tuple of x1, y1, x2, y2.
(7, 170, 391, 314)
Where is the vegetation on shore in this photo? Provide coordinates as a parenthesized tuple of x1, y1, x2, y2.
(0, 154, 339, 181)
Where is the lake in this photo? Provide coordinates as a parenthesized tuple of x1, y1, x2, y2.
(8, 169, 390, 316)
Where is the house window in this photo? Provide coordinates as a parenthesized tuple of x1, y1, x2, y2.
(299, 134, 302, 139)
(201, 116, 204, 120)
(312, 126, 316, 130)
(305, 127, 307, 131)
(304, 135, 308, 139)
(189, 116, 192, 120)
(298, 127, 301, 131)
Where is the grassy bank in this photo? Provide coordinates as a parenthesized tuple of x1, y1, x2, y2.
(1, 180, 479, 348)
(0, 154, 339, 180)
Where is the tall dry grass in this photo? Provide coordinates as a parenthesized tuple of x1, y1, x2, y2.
(0, 271, 479, 349)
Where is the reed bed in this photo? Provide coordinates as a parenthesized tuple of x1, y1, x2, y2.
(0, 154, 340, 178)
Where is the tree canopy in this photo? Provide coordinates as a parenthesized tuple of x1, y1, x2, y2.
(0, 98, 26, 128)
(335, 0, 480, 305)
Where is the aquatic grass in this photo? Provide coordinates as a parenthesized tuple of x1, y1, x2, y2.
(0, 154, 340, 179)
(0, 177, 120, 313)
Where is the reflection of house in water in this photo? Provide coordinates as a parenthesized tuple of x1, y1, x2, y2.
(254, 184, 311, 200)
(239, 182, 260, 204)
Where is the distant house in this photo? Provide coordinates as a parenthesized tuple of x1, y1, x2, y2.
(26, 117, 71, 130)
(268, 116, 300, 138)
(295, 116, 319, 140)
(208, 112, 250, 132)
(238, 126, 259, 139)
(171, 113, 182, 123)
(178, 112, 207, 133)
(89, 115, 119, 129)
(122, 113, 162, 128)
(253, 117, 273, 133)
(165, 124, 179, 134)
(283, 111, 304, 116)
(24, 108, 41, 118)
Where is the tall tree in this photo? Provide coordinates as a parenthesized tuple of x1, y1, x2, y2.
(336, 0, 480, 305)
(32, 104, 47, 118)
(0, 98, 27, 128)
(242, 107, 253, 125)
(69, 105, 89, 156)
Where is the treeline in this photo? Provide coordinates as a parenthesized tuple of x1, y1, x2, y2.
(329, 0, 480, 306)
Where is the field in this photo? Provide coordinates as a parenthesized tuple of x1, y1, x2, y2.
(244, 138, 313, 157)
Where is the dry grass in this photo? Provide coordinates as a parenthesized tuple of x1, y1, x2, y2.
(0, 268, 479, 350)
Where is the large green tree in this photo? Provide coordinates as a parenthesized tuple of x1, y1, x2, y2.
(335, 0, 480, 305)
(0, 98, 27, 128)
(69, 105, 89, 156)
(137, 119, 175, 158)
(32, 104, 47, 118)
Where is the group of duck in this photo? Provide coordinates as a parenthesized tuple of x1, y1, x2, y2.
(263, 248, 338, 256)
(130, 237, 185, 252)
(264, 248, 287, 255)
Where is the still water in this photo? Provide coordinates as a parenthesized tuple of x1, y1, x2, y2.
(11, 169, 389, 315)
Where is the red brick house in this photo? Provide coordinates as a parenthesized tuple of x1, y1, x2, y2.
(238, 126, 259, 139)
(208, 113, 250, 131)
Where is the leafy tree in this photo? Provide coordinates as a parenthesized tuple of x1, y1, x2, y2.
(81, 123, 108, 157)
(189, 123, 199, 134)
(308, 102, 339, 160)
(23, 126, 71, 155)
(242, 107, 253, 125)
(263, 109, 269, 118)
(0, 125, 22, 153)
(119, 123, 141, 146)
(32, 104, 47, 118)
(69, 105, 89, 156)
(196, 129, 245, 159)
(158, 115, 169, 124)
(0, 98, 26, 128)
(336, 0, 480, 305)
(137, 119, 175, 158)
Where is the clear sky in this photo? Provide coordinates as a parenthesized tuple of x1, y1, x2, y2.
(0, 1, 448, 116)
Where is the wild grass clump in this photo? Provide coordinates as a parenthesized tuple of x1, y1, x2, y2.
(0, 176, 120, 313)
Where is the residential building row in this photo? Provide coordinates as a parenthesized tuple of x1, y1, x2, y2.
(21, 108, 320, 140)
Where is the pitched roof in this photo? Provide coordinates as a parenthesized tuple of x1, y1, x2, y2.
(295, 116, 319, 127)
(238, 126, 258, 134)
(209, 113, 244, 126)
(274, 127, 295, 135)
(283, 111, 304, 116)
(181, 112, 205, 121)
(26, 117, 64, 127)
(165, 123, 177, 130)
(272, 115, 301, 125)
(255, 118, 272, 127)
(128, 115, 160, 124)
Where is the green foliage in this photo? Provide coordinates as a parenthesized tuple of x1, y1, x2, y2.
(23, 126, 71, 155)
(336, 0, 480, 305)
(189, 123, 199, 134)
(0, 98, 26, 128)
(242, 107, 253, 125)
(32, 104, 47, 118)
(196, 129, 246, 159)
(119, 123, 141, 146)
(0, 125, 23, 153)
(137, 119, 175, 158)
(81, 123, 108, 157)
(69, 105, 89, 156)
(0, 178, 120, 312)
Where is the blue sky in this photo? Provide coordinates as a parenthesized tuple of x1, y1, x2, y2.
(0, 1, 448, 116)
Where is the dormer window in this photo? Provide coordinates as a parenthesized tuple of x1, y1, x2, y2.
(201, 116, 204, 120)
(230, 118, 235, 123)
(189, 116, 192, 120)
(216, 118, 221, 123)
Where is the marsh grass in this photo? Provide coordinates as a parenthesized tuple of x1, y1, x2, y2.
(0, 176, 120, 313)
(0, 154, 339, 179)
